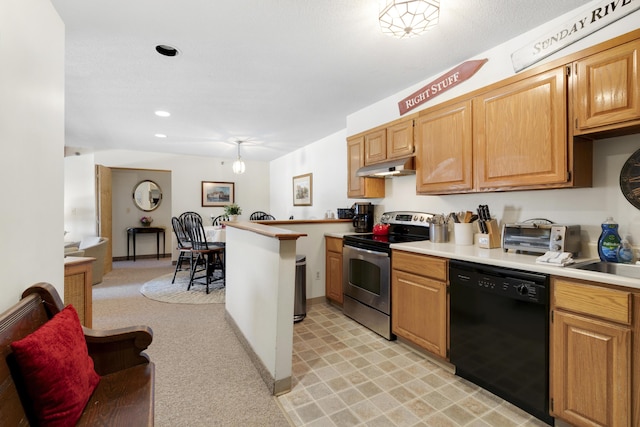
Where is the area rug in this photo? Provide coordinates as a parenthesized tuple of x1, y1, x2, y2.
(140, 272, 225, 304)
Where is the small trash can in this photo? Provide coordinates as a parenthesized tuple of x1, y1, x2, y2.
(294, 255, 306, 323)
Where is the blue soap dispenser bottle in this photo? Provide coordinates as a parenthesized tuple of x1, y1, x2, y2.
(598, 217, 621, 262)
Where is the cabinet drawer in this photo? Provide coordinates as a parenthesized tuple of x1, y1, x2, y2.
(325, 236, 343, 253)
(392, 250, 447, 281)
(553, 278, 632, 325)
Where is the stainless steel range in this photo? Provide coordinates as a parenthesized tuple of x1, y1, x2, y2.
(342, 211, 433, 340)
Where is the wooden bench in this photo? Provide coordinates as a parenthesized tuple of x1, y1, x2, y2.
(0, 283, 154, 426)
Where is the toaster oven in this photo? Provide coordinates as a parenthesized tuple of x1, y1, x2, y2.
(502, 222, 581, 256)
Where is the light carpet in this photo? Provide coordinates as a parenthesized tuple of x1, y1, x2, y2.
(140, 271, 225, 304)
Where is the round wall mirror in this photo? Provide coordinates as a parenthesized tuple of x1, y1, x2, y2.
(133, 180, 162, 212)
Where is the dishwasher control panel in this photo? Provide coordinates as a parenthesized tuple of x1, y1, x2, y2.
(449, 260, 548, 304)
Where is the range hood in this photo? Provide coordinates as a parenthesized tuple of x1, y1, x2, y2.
(356, 157, 415, 178)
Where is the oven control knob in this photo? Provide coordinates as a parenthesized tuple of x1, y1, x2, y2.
(517, 284, 529, 296)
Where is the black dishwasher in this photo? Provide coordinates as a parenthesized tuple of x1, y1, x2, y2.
(449, 260, 553, 426)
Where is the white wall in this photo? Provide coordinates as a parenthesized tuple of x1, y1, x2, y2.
(111, 169, 172, 258)
(64, 154, 98, 243)
(270, 130, 353, 220)
(85, 150, 270, 259)
(0, 0, 65, 311)
(93, 149, 269, 219)
(225, 226, 296, 391)
(270, 3, 640, 259)
(273, 222, 354, 299)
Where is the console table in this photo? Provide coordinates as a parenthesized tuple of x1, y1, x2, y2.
(126, 226, 166, 261)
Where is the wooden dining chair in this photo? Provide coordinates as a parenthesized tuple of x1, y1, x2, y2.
(249, 211, 275, 220)
(181, 212, 224, 293)
(171, 217, 199, 284)
(212, 214, 229, 226)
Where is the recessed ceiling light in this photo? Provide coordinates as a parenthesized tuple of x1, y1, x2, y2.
(155, 110, 170, 117)
(155, 45, 179, 57)
(155, 134, 167, 138)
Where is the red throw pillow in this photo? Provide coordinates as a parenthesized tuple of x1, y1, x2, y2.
(11, 305, 100, 427)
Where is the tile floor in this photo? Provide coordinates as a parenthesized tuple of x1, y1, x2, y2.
(277, 302, 550, 427)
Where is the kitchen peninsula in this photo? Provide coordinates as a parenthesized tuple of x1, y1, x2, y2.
(223, 221, 306, 395)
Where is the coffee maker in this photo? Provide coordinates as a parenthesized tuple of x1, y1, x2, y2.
(352, 202, 375, 233)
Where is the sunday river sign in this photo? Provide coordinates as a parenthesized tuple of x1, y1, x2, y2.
(398, 59, 487, 116)
(512, 0, 640, 72)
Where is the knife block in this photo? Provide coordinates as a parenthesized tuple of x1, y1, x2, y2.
(475, 219, 501, 249)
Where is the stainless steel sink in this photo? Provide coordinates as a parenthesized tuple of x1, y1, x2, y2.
(567, 260, 640, 279)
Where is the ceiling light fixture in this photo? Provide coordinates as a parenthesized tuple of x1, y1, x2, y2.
(154, 110, 171, 117)
(154, 133, 167, 138)
(379, 0, 440, 38)
(232, 141, 246, 174)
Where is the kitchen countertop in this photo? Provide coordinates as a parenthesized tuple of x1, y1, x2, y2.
(389, 240, 640, 290)
(257, 219, 352, 225)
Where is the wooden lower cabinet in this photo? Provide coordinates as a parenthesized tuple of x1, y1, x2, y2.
(391, 250, 448, 359)
(550, 277, 635, 427)
(325, 236, 343, 304)
(64, 256, 94, 327)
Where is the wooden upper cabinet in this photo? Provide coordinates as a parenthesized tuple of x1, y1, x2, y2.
(415, 100, 473, 194)
(363, 118, 415, 165)
(386, 119, 415, 159)
(347, 135, 366, 197)
(474, 67, 568, 190)
(347, 135, 385, 198)
(573, 39, 640, 134)
(364, 129, 387, 165)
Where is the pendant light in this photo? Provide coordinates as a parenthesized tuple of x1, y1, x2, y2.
(232, 141, 246, 174)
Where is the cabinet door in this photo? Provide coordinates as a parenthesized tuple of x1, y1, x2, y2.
(574, 40, 640, 132)
(392, 270, 447, 358)
(474, 67, 568, 189)
(364, 129, 387, 165)
(387, 119, 414, 159)
(551, 310, 630, 427)
(347, 135, 366, 197)
(325, 237, 343, 303)
(415, 100, 473, 194)
(64, 259, 93, 327)
(347, 135, 385, 198)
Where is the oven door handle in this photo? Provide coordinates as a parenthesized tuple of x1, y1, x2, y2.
(346, 245, 390, 258)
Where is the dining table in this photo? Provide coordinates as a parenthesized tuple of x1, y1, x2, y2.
(203, 225, 226, 243)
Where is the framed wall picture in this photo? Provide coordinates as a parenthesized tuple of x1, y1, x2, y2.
(201, 181, 235, 207)
(293, 173, 312, 206)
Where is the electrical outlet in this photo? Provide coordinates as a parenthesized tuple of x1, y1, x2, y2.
(315, 271, 320, 280)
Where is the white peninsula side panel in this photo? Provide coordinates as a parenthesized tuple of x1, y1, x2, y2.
(224, 223, 304, 395)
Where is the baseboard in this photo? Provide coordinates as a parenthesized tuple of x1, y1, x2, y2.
(306, 296, 326, 307)
(112, 254, 171, 262)
(224, 309, 291, 396)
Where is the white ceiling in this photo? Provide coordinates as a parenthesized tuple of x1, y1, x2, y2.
(52, 0, 590, 162)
